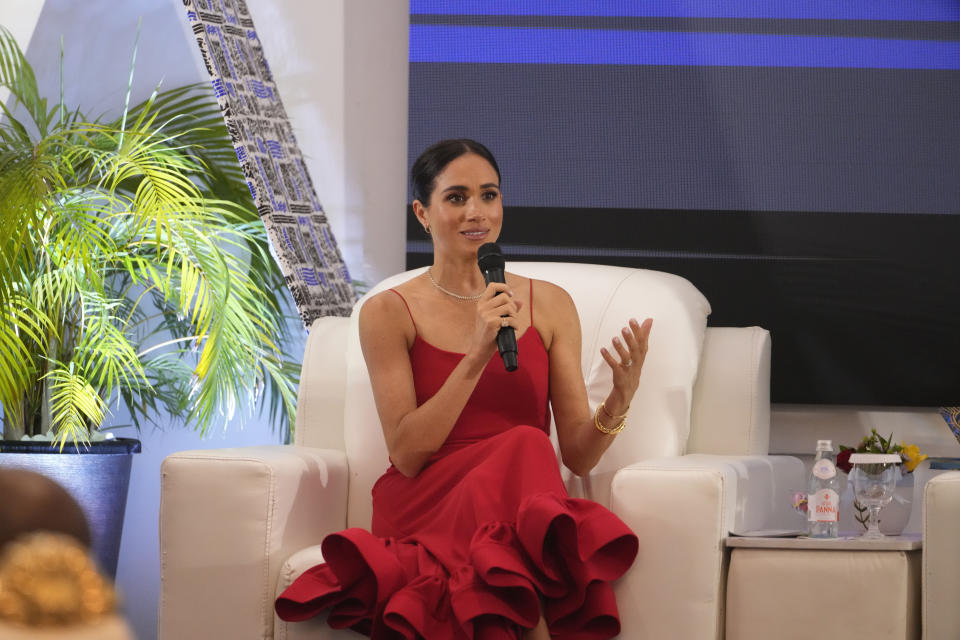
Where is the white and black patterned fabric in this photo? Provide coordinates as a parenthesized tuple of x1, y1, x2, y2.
(183, 0, 356, 323)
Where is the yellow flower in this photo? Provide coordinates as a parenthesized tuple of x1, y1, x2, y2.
(900, 442, 928, 473)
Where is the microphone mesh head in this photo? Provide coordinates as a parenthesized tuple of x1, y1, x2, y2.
(477, 242, 505, 271)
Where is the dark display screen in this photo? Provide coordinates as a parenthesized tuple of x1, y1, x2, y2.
(408, 1, 960, 405)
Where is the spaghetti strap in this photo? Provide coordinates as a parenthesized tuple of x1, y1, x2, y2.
(528, 278, 534, 325)
(388, 288, 417, 334)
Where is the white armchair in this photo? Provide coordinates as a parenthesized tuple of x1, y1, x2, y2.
(159, 263, 806, 640)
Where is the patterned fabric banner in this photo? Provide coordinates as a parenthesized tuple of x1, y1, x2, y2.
(182, 0, 356, 324)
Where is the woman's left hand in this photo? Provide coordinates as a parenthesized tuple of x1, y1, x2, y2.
(600, 317, 653, 408)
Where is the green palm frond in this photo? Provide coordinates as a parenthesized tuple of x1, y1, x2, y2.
(0, 135, 67, 293)
(72, 309, 147, 396)
(0, 294, 51, 410)
(30, 266, 85, 330)
(0, 26, 44, 129)
(124, 352, 194, 431)
(0, 24, 300, 443)
(46, 193, 121, 274)
(259, 355, 299, 443)
(120, 84, 248, 196)
(43, 364, 106, 450)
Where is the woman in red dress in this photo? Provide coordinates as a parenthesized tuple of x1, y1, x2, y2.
(276, 140, 653, 639)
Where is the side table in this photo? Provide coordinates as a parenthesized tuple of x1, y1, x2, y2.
(725, 534, 922, 640)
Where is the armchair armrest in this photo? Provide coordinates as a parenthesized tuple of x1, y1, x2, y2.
(923, 470, 960, 639)
(609, 454, 804, 640)
(688, 326, 771, 456)
(159, 445, 348, 640)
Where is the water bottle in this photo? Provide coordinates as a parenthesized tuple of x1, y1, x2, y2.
(808, 439, 840, 538)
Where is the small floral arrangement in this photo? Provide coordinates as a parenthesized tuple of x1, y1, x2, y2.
(835, 429, 927, 529)
(835, 429, 928, 475)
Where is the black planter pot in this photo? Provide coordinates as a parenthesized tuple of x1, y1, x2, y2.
(0, 437, 141, 578)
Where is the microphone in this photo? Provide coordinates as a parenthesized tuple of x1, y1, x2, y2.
(477, 243, 518, 372)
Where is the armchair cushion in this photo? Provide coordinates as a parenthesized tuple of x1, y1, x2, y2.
(275, 545, 332, 640)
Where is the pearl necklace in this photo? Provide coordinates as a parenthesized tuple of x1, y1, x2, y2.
(427, 268, 483, 301)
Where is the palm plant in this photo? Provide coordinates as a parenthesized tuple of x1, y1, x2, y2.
(0, 26, 299, 448)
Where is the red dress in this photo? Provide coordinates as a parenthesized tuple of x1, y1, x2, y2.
(275, 286, 638, 639)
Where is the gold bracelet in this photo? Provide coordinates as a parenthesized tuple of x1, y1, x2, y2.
(600, 401, 629, 421)
(594, 402, 627, 435)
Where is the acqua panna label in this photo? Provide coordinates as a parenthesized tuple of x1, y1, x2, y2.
(808, 488, 839, 522)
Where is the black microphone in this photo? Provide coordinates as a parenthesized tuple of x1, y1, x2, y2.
(477, 243, 518, 372)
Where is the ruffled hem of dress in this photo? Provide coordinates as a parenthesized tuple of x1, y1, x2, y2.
(275, 492, 637, 640)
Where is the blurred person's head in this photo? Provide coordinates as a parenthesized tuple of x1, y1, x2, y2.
(0, 468, 90, 550)
(0, 469, 123, 631)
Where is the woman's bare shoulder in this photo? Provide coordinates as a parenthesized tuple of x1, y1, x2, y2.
(358, 287, 416, 343)
(360, 274, 428, 315)
(360, 288, 400, 315)
(519, 277, 579, 350)
(530, 278, 576, 314)
(504, 273, 569, 299)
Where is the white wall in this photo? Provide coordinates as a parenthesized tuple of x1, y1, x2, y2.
(0, 1, 42, 108)
(0, 1, 42, 75)
(252, 0, 408, 287)
(0, 1, 408, 638)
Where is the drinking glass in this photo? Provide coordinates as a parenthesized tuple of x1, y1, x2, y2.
(849, 453, 902, 540)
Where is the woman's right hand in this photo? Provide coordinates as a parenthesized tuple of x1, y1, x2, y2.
(468, 282, 523, 361)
